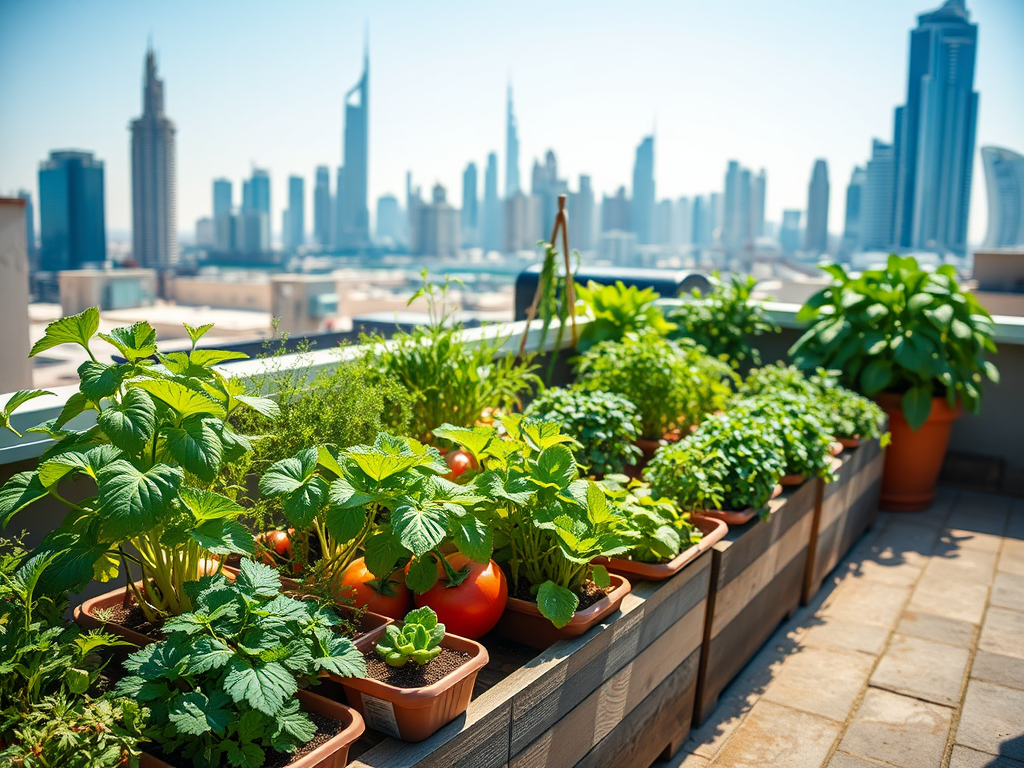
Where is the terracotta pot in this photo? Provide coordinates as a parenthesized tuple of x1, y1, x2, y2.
(595, 516, 727, 582)
(140, 690, 364, 768)
(696, 484, 783, 526)
(877, 393, 960, 511)
(837, 436, 860, 449)
(780, 472, 807, 486)
(336, 632, 488, 742)
(829, 441, 844, 456)
(493, 573, 631, 650)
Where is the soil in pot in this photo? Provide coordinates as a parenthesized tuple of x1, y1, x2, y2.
(507, 575, 610, 610)
(361, 647, 471, 688)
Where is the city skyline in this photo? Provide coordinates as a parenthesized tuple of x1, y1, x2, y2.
(1, 0, 1022, 245)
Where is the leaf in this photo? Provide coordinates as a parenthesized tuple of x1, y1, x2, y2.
(235, 558, 282, 598)
(983, 360, 1000, 384)
(97, 388, 157, 454)
(532, 445, 578, 489)
(184, 322, 215, 347)
(29, 307, 99, 357)
(314, 636, 367, 678)
(165, 415, 223, 482)
(405, 553, 440, 593)
(536, 580, 579, 629)
(0, 471, 48, 524)
(258, 450, 327, 529)
(0, 389, 54, 436)
(96, 460, 183, 540)
(432, 424, 493, 461)
(38, 444, 120, 486)
(346, 443, 425, 482)
(190, 519, 256, 556)
(223, 658, 296, 716)
(591, 564, 611, 589)
(404, 605, 438, 630)
(391, 503, 447, 557)
(522, 420, 576, 452)
(35, 530, 112, 593)
(452, 515, 492, 563)
(324, 504, 366, 544)
(232, 394, 280, 420)
(134, 378, 226, 419)
(363, 529, 403, 577)
(902, 386, 934, 432)
(859, 359, 893, 396)
(99, 322, 158, 362)
(168, 691, 231, 736)
(78, 361, 122, 401)
(328, 475, 376, 509)
(189, 349, 249, 367)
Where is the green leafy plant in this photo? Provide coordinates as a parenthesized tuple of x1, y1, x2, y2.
(114, 560, 365, 768)
(730, 394, 836, 481)
(645, 412, 786, 513)
(668, 272, 779, 367)
(575, 280, 676, 352)
(574, 334, 736, 439)
(436, 417, 636, 628)
(524, 387, 642, 476)
(790, 256, 999, 430)
(596, 476, 701, 564)
(0, 311, 272, 620)
(375, 606, 445, 667)
(365, 274, 541, 441)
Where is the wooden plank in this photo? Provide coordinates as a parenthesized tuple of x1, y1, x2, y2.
(509, 604, 705, 768)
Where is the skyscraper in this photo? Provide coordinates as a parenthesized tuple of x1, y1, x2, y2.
(532, 150, 568, 237)
(601, 187, 631, 233)
(632, 136, 655, 245)
(130, 46, 177, 268)
(751, 170, 766, 239)
(285, 175, 305, 250)
(16, 190, 36, 268)
(213, 179, 232, 220)
(981, 146, 1024, 248)
(38, 150, 107, 271)
(673, 197, 692, 246)
(482, 153, 502, 252)
(841, 166, 867, 258)
(893, 0, 978, 256)
(415, 184, 460, 257)
(862, 140, 897, 250)
(722, 161, 742, 248)
(505, 85, 520, 198)
(313, 167, 331, 247)
(337, 43, 370, 249)
(242, 169, 270, 253)
(568, 174, 595, 252)
(780, 210, 802, 254)
(692, 195, 711, 247)
(376, 194, 401, 245)
(804, 159, 830, 254)
(462, 162, 478, 247)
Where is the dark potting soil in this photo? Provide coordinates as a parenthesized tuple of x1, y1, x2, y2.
(509, 577, 611, 612)
(146, 711, 344, 768)
(96, 602, 165, 640)
(363, 646, 471, 689)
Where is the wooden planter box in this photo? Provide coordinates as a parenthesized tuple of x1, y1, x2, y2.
(338, 546, 713, 768)
(692, 479, 817, 725)
(802, 437, 885, 604)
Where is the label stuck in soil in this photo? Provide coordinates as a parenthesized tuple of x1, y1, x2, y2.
(361, 694, 400, 738)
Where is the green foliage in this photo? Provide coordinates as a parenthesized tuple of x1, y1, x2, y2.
(375, 606, 445, 667)
(114, 560, 364, 768)
(0, 313, 265, 619)
(365, 274, 541, 441)
(440, 417, 636, 628)
(575, 280, 676, 352)
(574, 334, 737, 439)
(668, 273, 779, 367)
(596, 476, 701, 564)
(0, 390, 55, 438)
(790, 256, 999, 430)
(524, 387, 642, 476)
(730, 394, 836, 481)
(645, 411, 787, 513)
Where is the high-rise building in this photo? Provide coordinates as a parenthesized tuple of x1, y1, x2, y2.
(673, 197, 692, 246)
(285, 175, 305, 250)
(893, 0, 978, 256)
(722, 161, 743, 249)
(780, 210, 802, 254)
(16, 190, 36, 268)
(376, 194, 401, 245)
(532, 150, 568, 238)
(505, 85, 520, 197)
(981, 146, 1024, 248)
(503, 192, 542, 252)
(568, 174, 595, 252)
(862, 140, 897, 250)
(653, 200, 673, 246)
(461, 162, 479, 247)
(692, 195, 711, 247)
(337, 43, 370, 249)
(406, 173, 422, 252)
(213, 179, 232, 221)
(130, 46, 177, 268)
(415, 184, 460, 257)
(601, 187, 631, 233)
(38, 150, 107, 271)
(632, 136, 655, 245)
(482, 153, 502, 252)
(240, 169, 270, 252)
(751, 171, 766, 239)
(313, 167, 331, 247)
(841, 166, 867, 258)
(804, 159, 830, 254)
(709, 192, 723, 244)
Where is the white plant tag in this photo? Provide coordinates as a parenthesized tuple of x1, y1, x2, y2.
(361, 694, 401, 738)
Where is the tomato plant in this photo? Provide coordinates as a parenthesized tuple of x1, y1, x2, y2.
(445, 449, 477, 480)
(336, 557, 412, 620)
(414, 553, 507, 639)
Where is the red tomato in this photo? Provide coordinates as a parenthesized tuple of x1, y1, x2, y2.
(415, 553, 507, 639)
(445, 450, 478, 480)
(257, 529, 303, 575)
(336, 557, 412, 620)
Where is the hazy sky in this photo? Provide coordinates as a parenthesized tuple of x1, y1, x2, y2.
(1, 0, 1022, 244)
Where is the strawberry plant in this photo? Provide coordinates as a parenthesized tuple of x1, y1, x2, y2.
(375, 606, 444, 667)
(114, 560, 365, 768)
(0, 309, 275, 620)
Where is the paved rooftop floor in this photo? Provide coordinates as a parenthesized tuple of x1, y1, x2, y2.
(655, 488, 1024, 768)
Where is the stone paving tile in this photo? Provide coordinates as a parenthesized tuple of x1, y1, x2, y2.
(942, 527, 1004, 554)
(925, 545, 998, 584)
(907, 573, 989, 625)
(844, 557, 923, 588)
(956, 679, 1024, 761)
(949, 744, 1024, 767)
(866, 522, 941, 569)
(979, 606, 1024, 660)
(869, 632, 970, 706)
(821, 580, 911, 628)
(761, 645, 874, 721)
(659, 750, 711, 768)
(801, 616, 890, 656)
(991, 571, 1024, 612)
(1001, 539, 1024, 576)
(707, 700, 842, 768)
(839, 688, 952, 768)
(896, 609, 976, 648)
(972, 650, 1024, 692)
(828, 753, 891, 768)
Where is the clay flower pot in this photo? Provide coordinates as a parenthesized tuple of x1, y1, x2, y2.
(829, 441, 845, 456)
(493, 573, 631, 650)
(697, 484, 783, 526)
(780, 472, 807, 486)
(140, 690, 364, 768)
(595, 516, 727, 583)
(837, 436, 860, 449)
(877, 393, 960, 512)
(335, 631, 488, 742)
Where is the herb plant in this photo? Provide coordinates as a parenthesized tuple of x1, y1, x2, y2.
(790, 256, 999, 429)
(114, 560, 365, 768)
(817, 382, 889, 443)
(375, 606, 445, 667)
(668, 272, 779, 367)
(597, 476, 701, 564)
(645, 412, 787, 513)
(0, 311, 271, 620)
(730, 394, 836, 481)
(524, 387, 642, 476)
(575, 280, 676, 352)
(435, 418, 636, 628)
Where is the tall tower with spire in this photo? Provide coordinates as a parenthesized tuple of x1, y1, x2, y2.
(336, 34, 370, 250)
(505, 85, 520, 198)
(130, 44, 177, 268)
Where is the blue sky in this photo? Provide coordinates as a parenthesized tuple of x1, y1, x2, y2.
(1, 0, 1022, 243)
